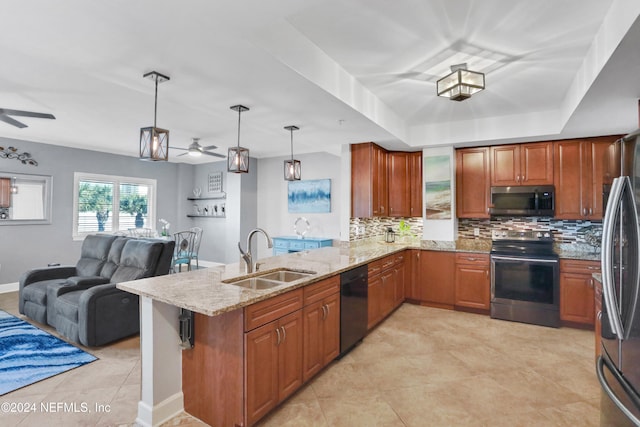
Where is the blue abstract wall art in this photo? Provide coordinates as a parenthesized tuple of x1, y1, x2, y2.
(288, 179, 331, 213)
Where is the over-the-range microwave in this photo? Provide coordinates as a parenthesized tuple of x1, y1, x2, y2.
(489, 185, 555, 216)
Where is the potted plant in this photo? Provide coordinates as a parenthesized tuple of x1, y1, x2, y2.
(120, 194, 148, 228)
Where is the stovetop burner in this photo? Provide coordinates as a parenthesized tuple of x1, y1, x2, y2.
(491, 230, 557, 258)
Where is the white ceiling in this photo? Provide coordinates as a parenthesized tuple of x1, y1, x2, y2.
(1, 0, 639, 164)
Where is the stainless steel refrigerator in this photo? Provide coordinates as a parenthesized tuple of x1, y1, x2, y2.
(599, 130, 640, 426)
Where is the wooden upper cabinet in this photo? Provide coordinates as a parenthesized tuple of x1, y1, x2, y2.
(351, 142, 388, 217)
(490, 142, 553, 186)
(456, 147, 490, 218)
(554, 136, 617, 220)
(388, 152, 410, 217)
(0, 178, 10, 208)
(409, 152, 423, 218)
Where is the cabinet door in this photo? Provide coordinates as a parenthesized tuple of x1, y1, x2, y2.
(322, 293, 340, 365)
(456, 148, 490, 218)
(490, 145, 519, 186)
(380, 269, 395, 318)
(405, 250, 422, 300)
(586, 140, 612, 219)
(394, 255, 406, 308)
(368, 274, 382, 330)
(410, 152, 423, 217)
(302, 301, 323, 382)
(373, 144, 388, 216)
(245, 322, 279, 426)
(278, 310, 303, 402)
(388, 152, 410, 217)
(520, 142, 554, 185)
(554, 141, 584, 219)
(560, 272, 595, 325)
(455, 261, 490, 310)
(421, 251, 455, 306)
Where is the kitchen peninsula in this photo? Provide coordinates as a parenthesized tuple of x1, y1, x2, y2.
(117, 241, 421, 427)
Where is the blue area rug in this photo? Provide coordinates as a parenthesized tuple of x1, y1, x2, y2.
(0, 310, 97, 395)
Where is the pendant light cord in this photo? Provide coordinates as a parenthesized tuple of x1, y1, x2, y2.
(153, 76, 159, 128)
(290, 128, 294, 161)
(237, 108, 241, 149)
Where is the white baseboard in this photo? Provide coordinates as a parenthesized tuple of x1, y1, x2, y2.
(135, 391, 184, 427)
(0, 282, 19, 294)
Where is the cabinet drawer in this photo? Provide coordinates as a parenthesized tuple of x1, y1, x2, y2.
(244, 289, 303, 332)
(289, 241, 305, 250)
(303, 276, 340, 306)
(394, 253, 405, 265)
(560, 259, 601, 274)
(455, 253, 489, 265)
(274, 240, 289, 249)
(368, 259, 383, 277)
(304, 241, 320, 249)
(381, 256, 396, 271)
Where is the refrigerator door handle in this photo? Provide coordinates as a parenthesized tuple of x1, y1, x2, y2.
(602, 176, 626, 339)
(597, 356, 640, 426)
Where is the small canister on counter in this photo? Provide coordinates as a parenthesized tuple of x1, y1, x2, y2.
(385, 227, 395, 243)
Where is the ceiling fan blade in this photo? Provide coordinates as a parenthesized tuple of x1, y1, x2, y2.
(0, 109, 55, 120)
(202, 151, 226, 158)
(172, 147, 188, 151)
(0, 114, 27, 128)
(177, 152, 189, 157)
(201, 145, 218, 150)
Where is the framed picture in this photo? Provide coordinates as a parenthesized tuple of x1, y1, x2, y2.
(424, 155, 452, 219)
(208, 172, 223, 193)
(288, 179, 331, 213)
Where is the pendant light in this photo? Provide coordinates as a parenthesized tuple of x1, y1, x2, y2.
(227, 105, 250, 173)
(284, 125, 301, 181)
(140, 71, 170, 161)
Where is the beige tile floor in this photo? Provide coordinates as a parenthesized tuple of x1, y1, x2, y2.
(0, 291, 600, 426)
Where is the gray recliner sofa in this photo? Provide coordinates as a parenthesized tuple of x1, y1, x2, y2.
(19, 234, 175, 346)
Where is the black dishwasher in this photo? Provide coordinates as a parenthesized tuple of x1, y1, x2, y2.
(339, 264, 368, 357)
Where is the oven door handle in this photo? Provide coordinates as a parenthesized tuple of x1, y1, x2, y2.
(491, 255, 558, 264)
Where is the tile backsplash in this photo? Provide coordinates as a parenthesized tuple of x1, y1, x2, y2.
(458, 217, 602, 248)
(350, 216, 602, 251)
(350, 217, 423, 241)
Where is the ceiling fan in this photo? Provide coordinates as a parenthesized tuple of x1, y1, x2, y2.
(173, 138, 226, 158)
(0, 108, 56, 128)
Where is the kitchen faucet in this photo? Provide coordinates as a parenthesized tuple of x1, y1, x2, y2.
(238, 228, 273, 273)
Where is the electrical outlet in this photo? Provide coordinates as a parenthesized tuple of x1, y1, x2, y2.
(473, 228, 480, 237)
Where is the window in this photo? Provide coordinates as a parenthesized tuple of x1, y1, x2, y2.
(73, 172, 156, 238)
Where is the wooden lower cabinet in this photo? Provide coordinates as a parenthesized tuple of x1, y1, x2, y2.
(559, 259, 600, 326)
(405, 249, 421, 300)
(245, 309, 303, 426)
(420, 251, 456, 307)
(368, 254, 405, 329)
(454, 253, 490, 311)
(302, 293, 340, 382)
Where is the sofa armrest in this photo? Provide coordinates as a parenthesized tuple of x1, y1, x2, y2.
(55, 276, 112, 297)
(19, 266, 77, 290)
(77, 284, 140, 347)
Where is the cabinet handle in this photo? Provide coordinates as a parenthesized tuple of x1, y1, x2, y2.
(465, 257, 476, 261)
(583, 208, 587, 216)
(589, 208, 593, 215)
(381, 206, 385, 213)
(598, 311, 602, 321)
(281, 326, 287, 343)
(587, 266, 600, 270)
(322, 305, 328, 320)
(276, 327, 281, 346)
(589, 279, 594, 289)
(486, 270, 489, 279)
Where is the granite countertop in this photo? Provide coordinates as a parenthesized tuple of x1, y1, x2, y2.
(117, 242, 409, 317)
(117, 236, 601, 318)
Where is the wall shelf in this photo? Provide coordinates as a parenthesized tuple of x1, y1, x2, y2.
(187, 196, 226, 201)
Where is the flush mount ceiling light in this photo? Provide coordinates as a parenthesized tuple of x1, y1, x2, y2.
(284, 125, 301, 181)
(140, 71, 170, 161)
(436, 63, 485, 101)
(228, 105, 250, 173)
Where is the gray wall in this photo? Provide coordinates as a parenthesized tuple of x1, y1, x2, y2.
(0, 137, 189, 283)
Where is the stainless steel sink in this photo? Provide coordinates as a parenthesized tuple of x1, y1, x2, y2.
(226, 277, 284, 290)
(256, 270, 314, 282)
(222, 268, 316, 289)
